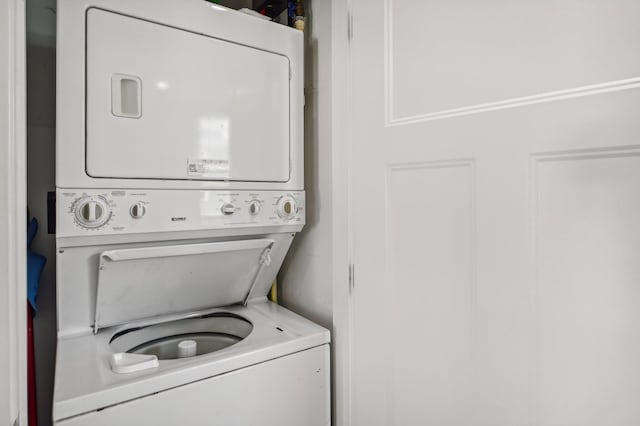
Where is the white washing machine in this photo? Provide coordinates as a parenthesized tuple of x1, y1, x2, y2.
(53, 190, 330, 425)
(54, 1, 329, 425)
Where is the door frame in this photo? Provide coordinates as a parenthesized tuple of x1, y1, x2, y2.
(0, 0, 27, 424)
(330, 0, 353, 425)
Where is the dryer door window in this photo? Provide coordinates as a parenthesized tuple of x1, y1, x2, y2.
(85, 9, 290, 182)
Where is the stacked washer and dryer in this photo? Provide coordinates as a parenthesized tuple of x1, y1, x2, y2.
(53, 1, 330, 424)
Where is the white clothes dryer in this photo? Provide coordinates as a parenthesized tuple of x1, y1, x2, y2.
(57, 0, 304, 191)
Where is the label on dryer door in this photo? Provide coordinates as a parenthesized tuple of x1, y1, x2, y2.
(187, 158, 230, 178)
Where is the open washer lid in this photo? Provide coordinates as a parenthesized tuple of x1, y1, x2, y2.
(93, 239, 274, 333)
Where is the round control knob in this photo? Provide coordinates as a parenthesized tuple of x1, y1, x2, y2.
(276, 196, 297, 220)
(130, 202, 147, 219)
(74, 197, 111, 229)
(221, 203, 236, 215)
(248, 200, 262, 216)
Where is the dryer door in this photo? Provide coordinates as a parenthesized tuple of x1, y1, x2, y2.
(85, 8, 290, 182)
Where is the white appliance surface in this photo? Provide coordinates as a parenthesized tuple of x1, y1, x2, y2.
(53, 302, 330, 423)
(55, 189, 305, 337)
(56, 189, 305, 239)
(55, 1, 321, 424)
(57, 0, 304, 190)
(53, 190, 329, 424)
(86, 9, 290, 182)
(93, 238, 275, 330)
(58, 344, 329, 426)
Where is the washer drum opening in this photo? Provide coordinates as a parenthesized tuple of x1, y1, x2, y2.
(109, 313, 253, 360)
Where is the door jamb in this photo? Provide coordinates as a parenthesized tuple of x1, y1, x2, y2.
(1, 0, 27, 424)
(330, 0, 353, 424)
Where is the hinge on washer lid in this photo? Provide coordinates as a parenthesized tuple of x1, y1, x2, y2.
(243, 246, 273, 306)
(260, 247, 272, 266)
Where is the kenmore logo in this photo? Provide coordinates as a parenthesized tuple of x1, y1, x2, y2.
(171, 217, 187, 222)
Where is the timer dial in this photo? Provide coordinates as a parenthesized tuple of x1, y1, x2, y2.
(74, 196, 111, 229)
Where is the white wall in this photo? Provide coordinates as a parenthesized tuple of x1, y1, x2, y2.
(279, 0, 334, 329)
(278, 3, 352, 424)
(1, 0, 27, 424)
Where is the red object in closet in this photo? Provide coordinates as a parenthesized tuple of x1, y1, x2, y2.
(27, 304, 37, 426)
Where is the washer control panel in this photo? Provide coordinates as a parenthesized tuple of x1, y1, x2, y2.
(57, 189, 305, 236)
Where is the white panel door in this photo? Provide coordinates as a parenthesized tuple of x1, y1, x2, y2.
(349, 1, 640, 425)
(86, 9, 290, 182)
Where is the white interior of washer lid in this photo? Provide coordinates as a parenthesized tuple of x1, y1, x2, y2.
(94, 239, 274, 333)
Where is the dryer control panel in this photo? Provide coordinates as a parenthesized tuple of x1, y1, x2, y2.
(57, 189, 305, 237)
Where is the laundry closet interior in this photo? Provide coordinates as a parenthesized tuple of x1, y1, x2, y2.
(26, 1, 334, 425)
(20, 0, 640, 425)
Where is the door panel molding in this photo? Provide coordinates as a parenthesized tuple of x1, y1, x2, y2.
(530, 146, 640, 425)
(383, 0, 640, 126)
(384, 159, 477, 424)
(386, 77, 640, 126)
